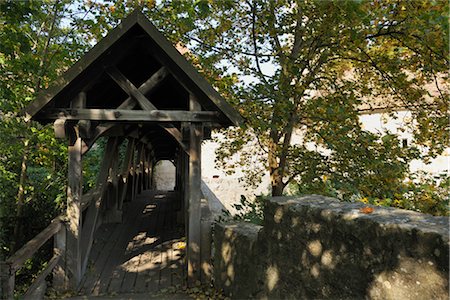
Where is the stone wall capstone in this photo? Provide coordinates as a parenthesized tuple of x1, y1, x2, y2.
(213, 195, 449, 299)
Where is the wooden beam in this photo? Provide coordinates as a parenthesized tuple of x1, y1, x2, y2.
(66, 124, 83, 287)
(187, 95, 203, 285)
(104, 65, 188, 152)
(0, 261, 14, 299)
(6, 217, 63, 272)
(66, 93, 85, 287)
(54, 119, 66, 139)
(118, 138, 135, 209)
(106, 66, 155, 111)
(80, 67, 170, 153)
(42, 109, 219, 123)
(117, 66, 169, 109)
(23, 253, 61, 299)
(53, 224, 67, 291)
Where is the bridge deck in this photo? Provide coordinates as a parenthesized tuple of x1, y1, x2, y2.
(78, 190, 186, 297)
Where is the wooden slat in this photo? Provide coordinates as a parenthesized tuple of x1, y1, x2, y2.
(118, 138, 135, 210)
(78, 223, 120, 294)
(81, 137, 119, 274)
(6, 217, 62, 271)
(23, 253, 61, 299)
(42, 109, 219, 123)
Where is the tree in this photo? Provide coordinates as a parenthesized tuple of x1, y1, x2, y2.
(141, 0, 448, 198)
(81, 0, 448, 203)
(0, 0, 93, 256)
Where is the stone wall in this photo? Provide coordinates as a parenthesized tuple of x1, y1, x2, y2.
(213, 195, 449, 299)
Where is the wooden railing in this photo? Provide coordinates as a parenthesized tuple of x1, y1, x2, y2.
(0, 215, 64, 300)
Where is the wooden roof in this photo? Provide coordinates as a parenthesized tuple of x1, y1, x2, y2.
(25, 10, 242, 127)
(23, 11, 243, 161)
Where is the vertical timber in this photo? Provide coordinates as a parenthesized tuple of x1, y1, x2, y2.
(187, 95, 203, 284)
(66, 93, 85, 287)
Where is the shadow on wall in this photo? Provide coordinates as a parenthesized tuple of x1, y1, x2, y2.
(213, 195, 449, 299)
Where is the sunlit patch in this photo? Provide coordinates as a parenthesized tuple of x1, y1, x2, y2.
(274, 207, 284, 223)
(307, 240, 322, 257)
(173, 241, 186, 250)
(221, 242, 232, 264)
(368, 257, 446, 299)
(227, 264, 235, 280)
(321, 250, 335, 269)
(266, 265, 279, 291)
(310, 263, 320, 278)
(143, 204, 157, 214)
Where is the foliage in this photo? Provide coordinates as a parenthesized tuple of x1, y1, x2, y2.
(288, 171, 449, 216)
(0, 1, 448, 293)
(96, 0, 447, 199)
(0, 0, 98, 291)
(231, 195, 265, 225)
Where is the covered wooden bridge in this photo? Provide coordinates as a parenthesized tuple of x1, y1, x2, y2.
(1, 11, 241, 299)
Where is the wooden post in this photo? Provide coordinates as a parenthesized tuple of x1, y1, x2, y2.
(66, 124, 83, 287)
(103, 138, 122, 224)
(66, 92, 85, 287)
(187, 95, 203, 285)
(148, 155, 155, 190)
(139, 144, 146, 193)
(53, 224, 67, 290)
(0, 262, 14, 299)
(119, 138, 135, 209)
(133, 144, 143, 199)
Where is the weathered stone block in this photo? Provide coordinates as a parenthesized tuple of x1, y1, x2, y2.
(213, 195, 449, 299)
(213, 222, 263, 298)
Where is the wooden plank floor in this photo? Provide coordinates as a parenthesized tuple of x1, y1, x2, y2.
(78, 190, 186, 297)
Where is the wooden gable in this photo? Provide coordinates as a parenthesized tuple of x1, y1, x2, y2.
(24, 10, 242, 160)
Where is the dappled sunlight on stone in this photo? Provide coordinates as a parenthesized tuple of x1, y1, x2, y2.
(368, 256, 447, 299)
(266, 265, 279, 292)
(274, 207, 283, 223)
(226, 264, 235, 280)
(321, 250, 335, 269)
(310, 263, 320, 278)
(221, 241, 232, 264)
(307, 240, 322, 257)
(213, 195, 449, 299)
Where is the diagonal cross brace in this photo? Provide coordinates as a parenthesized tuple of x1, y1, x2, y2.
(105, 66, 189, 153)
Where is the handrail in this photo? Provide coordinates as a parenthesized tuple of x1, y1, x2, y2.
(22, 251, 61, 300)
(6, 216, 63, 272)
(200, 180, 229, 216)
(1, 215, 65, 299)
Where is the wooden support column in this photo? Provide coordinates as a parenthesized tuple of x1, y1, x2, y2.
(103, 137, 122, 224)
(133, 143, 144, 199)
(148, 154, 155, 190)
(174, 150, 183, 213)
(119, 138, 135, 209)
(187, 95, 203, 285)
(53, 224, 67, 290)
(0, 261, 14, 299)
(66, 92, 85, 287)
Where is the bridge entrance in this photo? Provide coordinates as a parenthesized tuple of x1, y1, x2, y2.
(14, 10, 242, 297)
